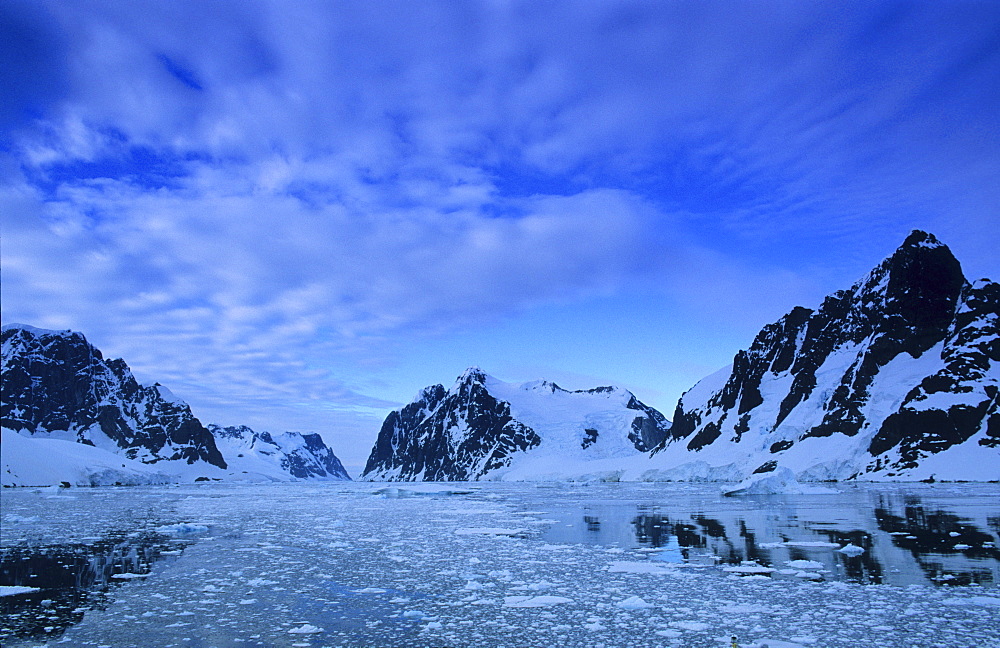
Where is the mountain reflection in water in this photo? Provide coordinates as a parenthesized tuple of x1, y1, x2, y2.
(542, 486, 1000, 587)
(0, 531, 187, 644)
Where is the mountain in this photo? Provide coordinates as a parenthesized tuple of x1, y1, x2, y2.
(362, 367, 670, 481)
(648, 230, 999, 481)
(209, 424, 350, 480)
(1, 324, 350, 486)
(2, 324, 226, 470)
(362, 231, 997, 483)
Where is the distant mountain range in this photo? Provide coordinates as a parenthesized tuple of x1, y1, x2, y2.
(364, 231, 998, 482)
(1, 324, 349, 486)
(3, 230, 997, 485)
(209, 424, 349, 481)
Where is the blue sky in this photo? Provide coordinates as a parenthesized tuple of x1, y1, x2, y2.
(3, 0, 999, 473)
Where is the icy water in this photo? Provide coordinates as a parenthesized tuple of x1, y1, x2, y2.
(2, 482, 999, 648)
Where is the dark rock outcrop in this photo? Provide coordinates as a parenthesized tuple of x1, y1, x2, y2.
(363, 369, 542, 480)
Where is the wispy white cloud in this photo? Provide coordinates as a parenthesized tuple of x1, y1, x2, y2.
(3, 0, 998, 463)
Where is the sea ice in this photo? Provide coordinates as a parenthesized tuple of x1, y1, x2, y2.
(453, 527, 526, 536)
(502, 595, 573, 607)
(837, 543, 866, 556)
(607, 561, 674, 575)
(941, 595, 1000, 607)
(722, 562, 777, 575)
(2, 480, 998, 648)
(155, 522, 209, 534)
(617, 595, 654, 610)
(670, 620, 711, 631)
(723, 467, 837, 496)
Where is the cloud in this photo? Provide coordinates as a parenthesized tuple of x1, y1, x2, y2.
(3, 0, 998, 460)
(13, 2, 1000, 203)
(3, 148, 682, 431)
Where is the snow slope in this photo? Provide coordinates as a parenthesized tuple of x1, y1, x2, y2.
(1, 428, 174, 487)
(210, 425, 351, 481)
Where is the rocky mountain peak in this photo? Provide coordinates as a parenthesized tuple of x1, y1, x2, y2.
(652, 231, 998, 480)
(900, 229, 943, 249)
(363, 369, 671, 480)
(211, 424, 255, 439)
(208, 424, 351, 480)
(455, 366, 488, 387)
(878, 229, 965, 329)
(2, 323, 226, 469)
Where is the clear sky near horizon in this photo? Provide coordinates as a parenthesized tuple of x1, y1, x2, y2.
(2, 1, 999, 474)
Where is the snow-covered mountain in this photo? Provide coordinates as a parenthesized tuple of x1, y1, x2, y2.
(362, 231, 997, 483)
(648, 230, 999, 482)
(1, 324, 350, 486)
(362, 367, 670, 481)
(2, 324, 226, 470)
(209, 424, 350, 481)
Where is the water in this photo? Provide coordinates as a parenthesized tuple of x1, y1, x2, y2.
(2, 481, 999, 648)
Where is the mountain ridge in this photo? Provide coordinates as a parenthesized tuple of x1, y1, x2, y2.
(1, 323, 227, 469)
(3, 229, 997, 484)
(1, 324, 350, 486)
(649, 230, 998, 481)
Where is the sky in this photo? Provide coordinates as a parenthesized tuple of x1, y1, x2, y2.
(2, 0, 999, 475)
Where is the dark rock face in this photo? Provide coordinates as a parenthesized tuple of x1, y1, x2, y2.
(868, 278, 1000, 465)
(654, 231, 999, 477)
(787, 230, 965, 441)
(365, 384, 448, 478)
(209, 424, 351, 480)
(625, 393, 670, 451)
(363, 369, 542, 480)
(2, 325, 226, 468)
(297, 433, 350, 479)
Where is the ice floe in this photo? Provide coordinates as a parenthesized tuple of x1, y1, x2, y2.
(502, 595, 573, 607)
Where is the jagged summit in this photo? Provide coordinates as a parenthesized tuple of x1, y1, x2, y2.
(2, 323, 78, 338)
(208, 424, 351, 480)
(900, 229, 944, 249)
(363, 368, 670, 481)
(456, 366, 488, 385)
(859, 228, 965, 336)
